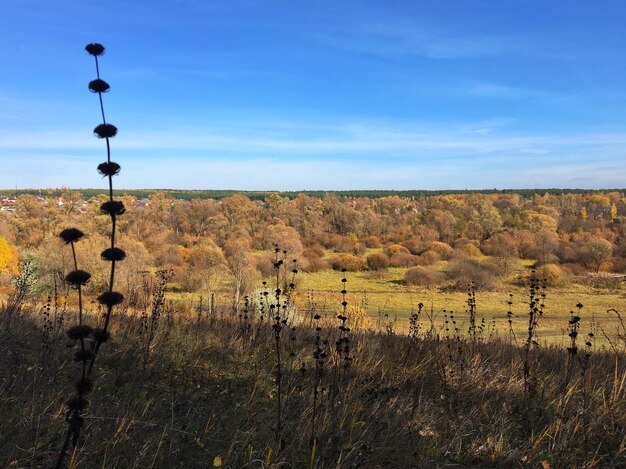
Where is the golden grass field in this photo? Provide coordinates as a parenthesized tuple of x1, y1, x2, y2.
(167, 265, 625, 347)
(2, 264, 625, 467)
(295, 268, 626, 346)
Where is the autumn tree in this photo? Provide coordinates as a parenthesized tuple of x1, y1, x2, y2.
(533, 230, 560, 265)
(0, 236, 19, 274)
(178, 239, 225, 292)
(224, 238, 259, 313)
(581, 236, 613, 272)
(482, 232, 520, 277)
(170, 198, 220, 237)
(288, 193, 325, 240)
(11, 195, 51, 247)
(522, 210, 558, 233)
(58, 188, 83, 218)
(259, 223, 304, 259)
(221, 194, 259, 233)
(465, 200, 503, 240)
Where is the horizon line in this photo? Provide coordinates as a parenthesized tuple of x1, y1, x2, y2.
(2, 187, 625, 194)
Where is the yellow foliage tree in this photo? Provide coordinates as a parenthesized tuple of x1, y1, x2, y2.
(0, 236, 19, 274)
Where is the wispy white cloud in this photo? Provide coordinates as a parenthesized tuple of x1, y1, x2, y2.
(468, 82, 556, 100)
(1, 121, 625, 159)
(1, 118, 624, 189)
(313, 19, 542, 60)
(0, 113, 28, 121)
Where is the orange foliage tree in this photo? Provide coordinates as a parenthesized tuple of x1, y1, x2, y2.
(0, 236, 19, 274)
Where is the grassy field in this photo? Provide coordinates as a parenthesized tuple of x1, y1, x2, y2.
(2, 260, 625, 467)
(2, 294, 625, 467)
(166, 266, 625, 347)
(296, 268, 626, 346)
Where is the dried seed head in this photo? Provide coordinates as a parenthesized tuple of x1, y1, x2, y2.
(59, 228, 85, 244)
(67, 325, 93, 340)
(65, 270, 91, 286)
(97, 291, 124, 307)
(92, 328, 111, 343)
(97, 162, 121, 177)
(93, 123, 118, 139)
(100, 200, 125, 215)
(85, 43, 105, 56)
(88, 79, 110, 93)
(101, 247, 126, 261)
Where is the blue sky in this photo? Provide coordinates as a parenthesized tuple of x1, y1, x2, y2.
(1, 0, 625, 190)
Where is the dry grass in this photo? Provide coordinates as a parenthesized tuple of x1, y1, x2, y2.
(297, 268, 626, 344)
(1, 288, 625, 468)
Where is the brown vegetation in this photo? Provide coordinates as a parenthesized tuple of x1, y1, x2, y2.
(1, 276, 625, 468)
(1, 190, 625, 301)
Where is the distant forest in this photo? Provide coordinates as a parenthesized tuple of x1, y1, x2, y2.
(2, 187, 625, 201)
(2, 188, 625, 306)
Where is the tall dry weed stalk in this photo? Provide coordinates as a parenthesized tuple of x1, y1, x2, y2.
(523, 270, 546, 401)
(269, 245, 298, 449)
(53, 43, 126, 469)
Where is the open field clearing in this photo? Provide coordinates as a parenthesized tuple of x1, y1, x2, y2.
(295, 269, 626, 345)
(165, 266, 625, 347)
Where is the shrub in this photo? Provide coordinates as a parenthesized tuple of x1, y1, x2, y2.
(389, 252, 420, 268)
(415, 250, 440, 266)
(611, 256, 626, 274)
(584, 273, 624, 289)
(560, 262, 587, 276)
(0, 236, 19, 274)
(579, 237, 613, 272)
(428, 241, 453, 260)
(366, 252, 389, 270)
(364, 235, 381, 248)
(557, 244, 578, 264)
(255, 255, 275, 278)
(303, 245, 327, 272)
(305, 255, 327, 272)
(354, 242, 367, 255)
(404, 266, 444, 286)
(532, 230, 560, 265)
(491, 256, 522, 278)
(303, 245, 325, 259)
(535, 263, 566, 287)
(447, 258, 497, 290)
(481, 232, 519, 259)
(401, 238, 423, 255)
(327, 235, 356, 253)
(385, 244, 410, 257)
(453, 237, 473, 249)
(331, 254, 366, 271)
(460, 243, 483, 258)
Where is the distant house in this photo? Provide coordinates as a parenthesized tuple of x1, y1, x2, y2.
(0, 197, 16, 212)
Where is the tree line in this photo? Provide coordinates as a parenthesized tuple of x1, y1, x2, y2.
(1, 190, 624, 310)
